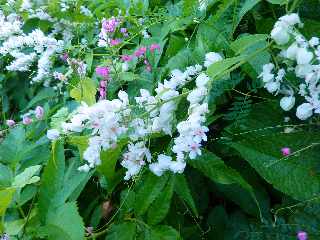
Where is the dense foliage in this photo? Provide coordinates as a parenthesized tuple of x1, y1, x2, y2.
(0, 0, 319, 239)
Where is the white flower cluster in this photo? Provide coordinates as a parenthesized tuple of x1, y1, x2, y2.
(0, 11, 64, 86)
(48, 52, 223, 179)
(260, 13, 320, 120)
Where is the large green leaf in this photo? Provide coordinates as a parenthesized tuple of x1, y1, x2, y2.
(189, 151, 261, 214)
(12, 165, 41, 188)
(173, 174, 198, 217)
(147, 175, 175, 225)
(106, 222, 136, 240)
(231, 132, 320, 201)
(231, 34, 271, 78)
(134, 172, 169, 216)
(38, 140, 65, 222)
(70, 77, 96, 105)
(46, 202, 85, 240)
(145, 225, 181, 240)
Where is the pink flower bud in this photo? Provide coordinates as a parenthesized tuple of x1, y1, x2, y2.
(96, 66, 110, 78)
(6, 119, 15, 127)
(146, 65, 152, 72)
(35, 106, 44, 119)
(100, 80, 107, 88)
(297, 231, 308, 240)
(134, 47, 147, 57)
(60, 53, 69, 61)
(99, 87, 106, 99)
(150, 43, 160, 52)
(22, 116, 32, 125)
(281, 147, 291, 156)
(110, 39, 121, 46)
(121, 55, 133, 62)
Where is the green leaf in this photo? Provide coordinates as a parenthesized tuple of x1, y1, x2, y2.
(147, 175, 175, 225)
(231, 132, 320, 201)
(12, 165, 41, 188)
(266, 0, 288, 4)
(134, 172, 169, 216)
(97, 140, 127, 182)
(70, 77, 96, 105)
(231, 34, 271, 78)
(46, 202, 85, 240)
(38, 140, 65, 223)
(206, 56, 245, 80)
(0, 188, 15, 217)
(106, 222, 136, 240)
(189, 151, 261, 217)
(24, 88, 56, 110)
(0, 164, 13, 188)
(146, 225, 181, 240)
(4, 219, 25, 236)
(174, 174, 198, 217)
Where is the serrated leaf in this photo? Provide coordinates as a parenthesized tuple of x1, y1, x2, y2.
(46, 202, 84, 240)
(231, 34, 270, 78)
(146, 225, 181, 240)
(106, 222, 136, 240)
(174, 174, 198, 217)
(134, 173, 169, 216)
(231, 132, 320, 201)
(147, 175, 175, 225)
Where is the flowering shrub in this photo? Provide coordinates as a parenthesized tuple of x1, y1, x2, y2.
(0, 0, 320, 239)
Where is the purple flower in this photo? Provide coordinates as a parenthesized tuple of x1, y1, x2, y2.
(134, 47, 147, 57)
(120, 28, 127, 33)
(297, 231, 308, 240)
(35, 106, 44, 119)
(96, 66, 110, 78)
(22, 116, 32, 125)
(6, 119, 15, 127)
(150, 43, 160, 52)
(121, 55, 133, 62)
(281, 147, 291, 156)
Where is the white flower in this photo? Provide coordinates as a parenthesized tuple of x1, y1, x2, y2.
(204, 52, 223, 68)
(47, 129, 60, 140)
(196, 73, 210, 87)
(309, 37, 319, 47)
(78, 164, 90, 172)
(296, 48, 313, 65)
(271, 26, 290, 45)
(286, 43, 299, 60)
(280, 96, 295, 111)
(265, 81, 280, 93)
(296, 103, 313, 120)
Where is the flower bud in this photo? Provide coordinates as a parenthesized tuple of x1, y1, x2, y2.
(6, 119, 15, 127)
(280, 96, 295, 111)
(22, 116, 32, 125)
(296, 103, 313, 120)
(35, 106, 44, 119)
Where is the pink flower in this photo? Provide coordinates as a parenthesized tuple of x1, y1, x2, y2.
(22, 116, 32, 125)
(60, 53, 69, 61)
(100, 80, 107, 88)
(146, 65, 152, 72)
(150, 43, 160, 52)
(96, 66, 110, 78)
(110, 39, 121, 46)
(102, 17, 119, 33)
(134, 47, 147, 57)
(99, 87, 106, 99)
(35, 106, 44, 119)
(121, 55, 132, 62)
(6, 119, 15, 127)
(297, 231, 308, 240)
(281, 147, 291, 156)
